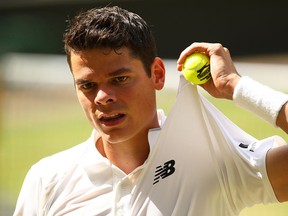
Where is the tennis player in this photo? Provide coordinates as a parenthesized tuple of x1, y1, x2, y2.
(13, 6, 288, 216)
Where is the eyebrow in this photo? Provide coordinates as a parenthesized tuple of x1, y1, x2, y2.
(75, 79, 91, 85)
(108, 67, 132, 77)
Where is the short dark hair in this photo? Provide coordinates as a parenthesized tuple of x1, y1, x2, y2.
(63, 6, 157, 76)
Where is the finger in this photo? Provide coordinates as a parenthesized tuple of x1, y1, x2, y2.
(177, 42, 207, 63)
(177, 42, 208, 71)
(177, 45, 195, 71)
(199, 79, 221, 98)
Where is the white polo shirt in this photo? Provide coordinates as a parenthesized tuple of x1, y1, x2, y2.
(13, 76, 282, 216)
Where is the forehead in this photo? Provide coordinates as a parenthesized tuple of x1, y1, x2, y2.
(71, 47, 133, 62)
(69, 47, 144, 79)
(70, 47, 131, 68)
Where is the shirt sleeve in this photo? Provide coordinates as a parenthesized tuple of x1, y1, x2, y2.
(199, 92, 283, 209)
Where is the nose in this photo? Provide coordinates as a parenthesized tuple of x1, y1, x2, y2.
(94, 85, 116, 105)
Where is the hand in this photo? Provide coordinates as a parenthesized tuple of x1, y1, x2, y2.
(177, 42, 241, 100)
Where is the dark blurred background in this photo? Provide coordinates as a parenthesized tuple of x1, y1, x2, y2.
(1, 0, 288, 58)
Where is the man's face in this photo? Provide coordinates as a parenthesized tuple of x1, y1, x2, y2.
(70, 47, 165, 145)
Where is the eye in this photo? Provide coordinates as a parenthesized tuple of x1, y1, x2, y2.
(112, 76, 129, 84)
(80, 82, 96, 91)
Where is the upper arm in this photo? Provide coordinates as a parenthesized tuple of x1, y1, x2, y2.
(276, 101, 288, 134)
(266, 137, 288, 202)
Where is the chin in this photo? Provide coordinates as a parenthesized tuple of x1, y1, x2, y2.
(103, 131, 136, 145)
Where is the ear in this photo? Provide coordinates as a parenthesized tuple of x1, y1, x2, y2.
(151, 57, 165, 90)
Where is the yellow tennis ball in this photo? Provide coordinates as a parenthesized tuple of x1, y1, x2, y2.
(182, 52, 211, 84)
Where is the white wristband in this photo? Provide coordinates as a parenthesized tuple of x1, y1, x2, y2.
(233, 76, 288, 126)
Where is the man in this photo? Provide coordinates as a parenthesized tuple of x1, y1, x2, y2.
(14, 6, 288, 215)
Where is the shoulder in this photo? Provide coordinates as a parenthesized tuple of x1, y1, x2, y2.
(39, 141, 88, 166)
(28, 138, 92, 185)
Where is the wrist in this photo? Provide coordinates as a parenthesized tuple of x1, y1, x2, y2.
(233, 76, 288, 126)
(226, 73, 241, 100)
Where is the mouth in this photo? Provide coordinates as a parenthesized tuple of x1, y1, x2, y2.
(99, 113, 126, 126)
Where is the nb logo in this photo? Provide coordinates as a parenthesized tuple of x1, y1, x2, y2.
(239, 142, 256, 152)
(153, 160, 176, 185)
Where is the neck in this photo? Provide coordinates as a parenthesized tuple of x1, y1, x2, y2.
(96, 133, 150, 174)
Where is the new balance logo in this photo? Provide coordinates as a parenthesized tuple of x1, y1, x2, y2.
(153, 160, 176, 185)
(239, 142, 256, 152)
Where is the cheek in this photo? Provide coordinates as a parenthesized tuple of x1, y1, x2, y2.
(78, 97, 97, 127)
(77, 93, 95, 115)
(130, 86, 156, 110)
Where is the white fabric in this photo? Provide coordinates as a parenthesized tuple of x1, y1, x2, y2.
(233, 76, 288, 126)
(13, 75, 283, 216)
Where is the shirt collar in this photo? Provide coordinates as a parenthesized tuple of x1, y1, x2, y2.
(81, 109, 166, 178)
